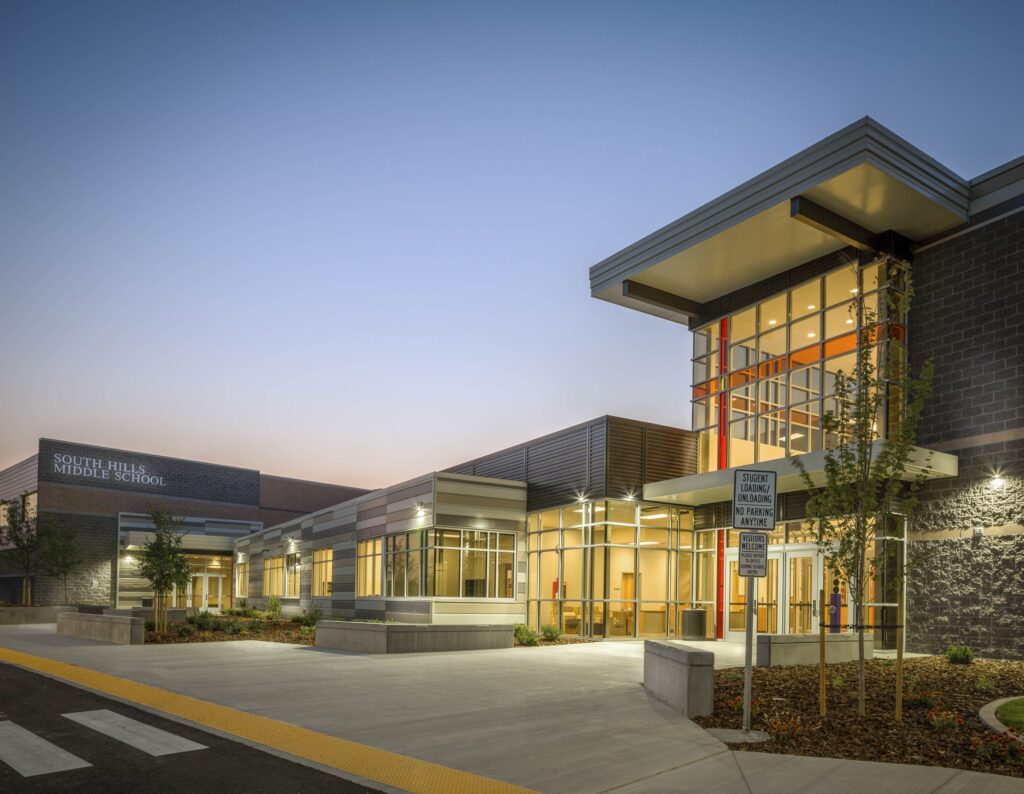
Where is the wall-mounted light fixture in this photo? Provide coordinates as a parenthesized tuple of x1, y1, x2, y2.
(989, 475, 1006, 490)
(972, 526, 984, 539)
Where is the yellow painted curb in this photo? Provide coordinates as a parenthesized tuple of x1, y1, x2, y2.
(0, 647, 536, 794)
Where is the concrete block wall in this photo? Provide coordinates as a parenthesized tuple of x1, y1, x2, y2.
(906, 208, 1023, 660)
(0, 512, 116, 606)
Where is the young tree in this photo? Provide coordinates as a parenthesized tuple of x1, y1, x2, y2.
(39, 520, 84, 604)
(136, 508, 192, 632)
(0, 496, 43, 606)
(796, 257, 933, 717)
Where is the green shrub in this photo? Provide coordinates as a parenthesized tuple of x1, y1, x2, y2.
(541, 625, 562, 642)
(266, 596, 282, 620)
(210, 618, 228, 632)
(144, 620, 156, 632)
(249, 621, 263, 634)
(927, 708, 964, 732)
(194, 610, 215, 630)
(302, 605, 323, 627)
(238, 598, 247, 609)
(226, 619, 245, 635)
(513, 623, 539, 646)
(974, 674, 994, 694)
(300, 625, 315, 638)
(906, 691, 937, 709)
(290, 614, 304, 624)
(176, 623, 196, 637)
(946, 645, 975, 664)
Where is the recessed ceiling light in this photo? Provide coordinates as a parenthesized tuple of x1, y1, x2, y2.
(846, 319, 854, 324)
(768, 319, 777, 325)
(807, 332, 816, 337)
(851, 288, 859, 294)
(807, 304, 816, 310)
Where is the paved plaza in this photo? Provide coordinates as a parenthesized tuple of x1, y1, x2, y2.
(0, 625, 1019, 794)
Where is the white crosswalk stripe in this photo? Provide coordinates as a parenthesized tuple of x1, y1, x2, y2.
(0, 720, 92, 777)
(62, 709, 207, 756)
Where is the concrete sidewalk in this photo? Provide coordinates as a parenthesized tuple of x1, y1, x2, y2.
(0, 625, 1018, 794)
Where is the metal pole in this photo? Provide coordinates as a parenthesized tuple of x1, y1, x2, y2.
(819, 586, 827, 717)
(896, 583, 904, 722)
(743, 575, 754, 733)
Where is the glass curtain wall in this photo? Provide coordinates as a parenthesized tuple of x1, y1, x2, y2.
(691, 260, 900, 472)
(526, 500, 698, 639)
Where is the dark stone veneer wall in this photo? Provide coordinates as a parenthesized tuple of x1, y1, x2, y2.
(906, 208, 1024, 659)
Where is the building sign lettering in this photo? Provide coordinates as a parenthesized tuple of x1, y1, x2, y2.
(52, 453, 166, 487)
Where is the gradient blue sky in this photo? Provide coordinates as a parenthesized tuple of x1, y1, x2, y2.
(2, 1, 1022, 487)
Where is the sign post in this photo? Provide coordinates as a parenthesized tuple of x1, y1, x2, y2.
(733, 469, 777, 734)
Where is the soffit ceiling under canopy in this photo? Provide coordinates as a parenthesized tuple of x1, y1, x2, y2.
(590, 118, 970, 324)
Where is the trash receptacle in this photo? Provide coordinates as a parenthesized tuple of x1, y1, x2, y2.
(681, 608, 706, 640)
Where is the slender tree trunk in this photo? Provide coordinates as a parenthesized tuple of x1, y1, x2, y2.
(857, 551, 866, 717)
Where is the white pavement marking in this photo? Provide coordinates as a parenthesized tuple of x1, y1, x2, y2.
(0, 721, 92, 777)
(62, 709, 207, 756)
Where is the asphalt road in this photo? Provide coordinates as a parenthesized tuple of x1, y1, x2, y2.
(0, 663, 385, 792)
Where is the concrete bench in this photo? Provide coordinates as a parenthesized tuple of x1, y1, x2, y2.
(315, 621, 513, 653)
(756, 633, 872, 667)
(643, 640, 714, 717)
(57, 612, 144, 645)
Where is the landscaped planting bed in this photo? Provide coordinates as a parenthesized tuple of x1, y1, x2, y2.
(145, 609, 317, 646)
(694, 656, 1024, 778)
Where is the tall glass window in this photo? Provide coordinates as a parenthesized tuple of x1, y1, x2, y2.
(691, 260, 897, 471)
(356, 538, 382, 597)
(263, 555, 284, 597)
(527, 500, 695, 638)
(235, 561, 249, 599)
(312, 548, 332, 597)
(285, 552, 301, 597)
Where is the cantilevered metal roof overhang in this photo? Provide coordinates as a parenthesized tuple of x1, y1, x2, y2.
(590, 117, 970, 325)
(643, 444, 958, 507)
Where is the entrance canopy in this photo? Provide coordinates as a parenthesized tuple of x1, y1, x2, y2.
(643, 444, 958, 506)
(590, 117, 969, 324)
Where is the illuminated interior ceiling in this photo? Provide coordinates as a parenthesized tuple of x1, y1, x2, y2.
(590, 118, 970, 324)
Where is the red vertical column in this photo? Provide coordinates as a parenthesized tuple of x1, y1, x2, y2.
(715, 317, 728, 639)
(716, 528, 726, 639)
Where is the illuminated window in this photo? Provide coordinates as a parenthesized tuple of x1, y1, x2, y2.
(312, 548, 333, 597)
(263, 556, 284, 597)
(236, 561, 249, 598)
(356, 538, 382, 597)
(692, 262, 894, 471)
(285, 553, 301, 597)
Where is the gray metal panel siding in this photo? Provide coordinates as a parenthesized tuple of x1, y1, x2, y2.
(0, 455, 38, 501)
(606, 418, 699, 499)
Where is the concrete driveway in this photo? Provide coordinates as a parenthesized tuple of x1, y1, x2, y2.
(0, 625, 1018, 794)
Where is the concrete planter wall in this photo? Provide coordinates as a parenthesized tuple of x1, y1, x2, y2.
(104, 607, 196, 624)
(315, 621, 513, 654)
(57, 612, 144, 645)
(643, 640, 715, 718)
(756, 633, 871, 667)
(0, 605, 79, 625)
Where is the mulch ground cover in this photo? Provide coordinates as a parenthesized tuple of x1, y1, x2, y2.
(694, 656, 1024, 778)
(145, 616, 314, 645)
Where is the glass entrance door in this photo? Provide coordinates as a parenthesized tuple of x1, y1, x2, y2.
(786, 551, 818, 634)
(186, 574, 227, 610)
(725, 547, 820, 641)
(725, 553, 780, 641)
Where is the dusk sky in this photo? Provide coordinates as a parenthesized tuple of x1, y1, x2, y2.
(2, 1, 1022, 488)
